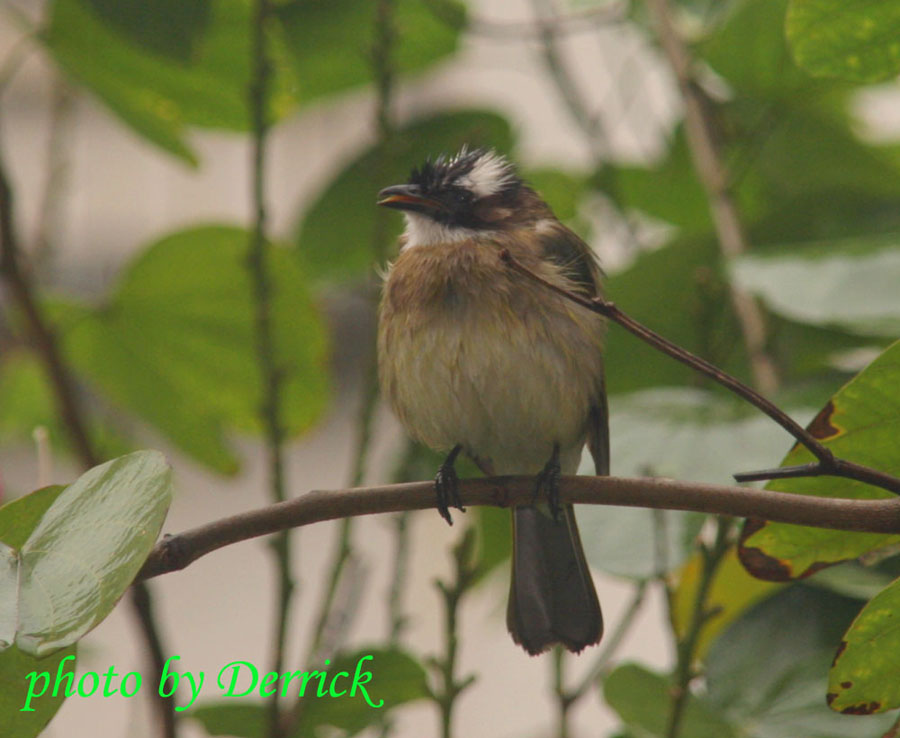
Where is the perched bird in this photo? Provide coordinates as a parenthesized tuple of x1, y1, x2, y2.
(376, 148, 607, 655)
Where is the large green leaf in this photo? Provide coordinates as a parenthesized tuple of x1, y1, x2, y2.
(698, 0, 807, 95)
(604, 663, 737, 738)
(0, 644, 77, 737)
(82, 0, 211, 61)
(294, 110, 514, 282)
(828, 576, 900, 713)
(739, 340, 900, 581)
(732, 232, 900, 337)
(0, 451, 172, 656)
(63, 226, 330, 474)
(43, 0, 300, 163)
(706, 584, 892, 735)
(192, 647, 429, 737)
(275, 0, 464, 105)
(787, 0, 900, 83)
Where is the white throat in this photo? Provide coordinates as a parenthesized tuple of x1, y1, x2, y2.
(402, 213, 481, 249)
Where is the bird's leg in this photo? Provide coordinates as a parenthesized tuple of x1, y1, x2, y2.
(435, 444, 465, 525)
(534, 442, 562, 522)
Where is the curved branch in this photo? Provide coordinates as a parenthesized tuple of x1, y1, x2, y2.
(499, 249, 900, 497)
(137, 475, 900, 582)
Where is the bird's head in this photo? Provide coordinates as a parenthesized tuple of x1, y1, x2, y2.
(377, 148, 547, 245)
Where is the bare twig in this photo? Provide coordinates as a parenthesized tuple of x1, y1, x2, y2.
(553, 647, 573, 738)
(499, 249, 900, 497)
(138, 475, 900, 583)
(0, 129, 175, 737)
(430, 528, 479, 738)
(568, 581, 648, 701)
(666, 517, 732, 738)
(645, 0, 779, 395)
(246, 3, 293, 736)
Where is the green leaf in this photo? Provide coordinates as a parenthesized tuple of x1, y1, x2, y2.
(829, 576, 900, 713)
(604, 235, 751, 394)
(295, 110, 514, 282)
(294, 648, 429, 733)
(606, 126, 713, 232)
(191, 648, 429, 737)
(739, 340, 900, 581)
(698, 0, 807, 95)
(0, 486, 66, 551)
(43, 0, 300, 163)
(706, 584, 892, 736)
(275, 0, 464, 105)
(731, 232, 900, 337)
(82, 0, 211, 61)
(63, 226, 330, 474)
(523, 167, 590, 224)
(671, 547, 782, 661)
(0, 351, 58, 445)
(0, 451, 172, 656)
(604, 663, 737, 738)
(0, 644, 78, 737)
(787, 0, 900, 83)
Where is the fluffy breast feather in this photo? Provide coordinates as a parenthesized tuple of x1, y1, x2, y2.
(378, 234, 605, 475)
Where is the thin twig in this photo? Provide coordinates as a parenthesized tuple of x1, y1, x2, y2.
(0, 124, 176, 737)
(568, 581, 648, 701)
(553, 647, 572, 738)
(304, 0, 399, 667)
(645, 0, 778, 396)
(666, 517, 732, 738)
(246, 3, 293, 736)
(499, 249, 900, 497)
(430, 528, 479, 738)
(137, 475, 900, 583)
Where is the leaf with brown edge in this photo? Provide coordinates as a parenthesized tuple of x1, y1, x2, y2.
(828, 576, 900, 714)
(739, 340, 900, 581)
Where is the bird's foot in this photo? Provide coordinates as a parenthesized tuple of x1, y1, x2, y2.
(533, 443, 562, 522)
(435, 444, 465, 526)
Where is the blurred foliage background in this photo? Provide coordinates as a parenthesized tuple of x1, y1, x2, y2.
(2, 0, 900, 737)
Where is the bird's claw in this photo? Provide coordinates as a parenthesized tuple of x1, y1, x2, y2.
(533, 446, 562, 522)
(435, 463, 464, 526)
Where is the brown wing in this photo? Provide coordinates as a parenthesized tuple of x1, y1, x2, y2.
(537, 220, 609, 476)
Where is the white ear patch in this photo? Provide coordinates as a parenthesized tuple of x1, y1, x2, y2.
(402, 213, 480, 248)
(458, 151, 514, 198)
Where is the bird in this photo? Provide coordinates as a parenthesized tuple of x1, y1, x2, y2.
(376, 147, 607, 655)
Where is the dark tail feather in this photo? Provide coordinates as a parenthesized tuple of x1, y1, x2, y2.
(507, 504, 603, 655)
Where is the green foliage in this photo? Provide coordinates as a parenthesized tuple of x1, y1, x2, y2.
(739, 340, 900, 581)
(787, 0, 900, 83)
(0, 452, 172, 656)
(604, 662, 737, 738)
(82, 0, 211, 61)
(0, 644, 78, 738)
(275, 0, 464, 104)
(295, 110, 515, 282)
(704, 585, 892, 736)
(828, 576, 900, 714)
(62, 226, 330, 474)
(732, 233, 900, 337)
(43, 0, 296, 163)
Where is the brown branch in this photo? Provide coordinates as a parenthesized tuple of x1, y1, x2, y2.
(137, 475, 900, 583)
(499, 249, 900, 497)
(645, 0, 779, 396)
(0, 150, 97, 467)
(0, 128, 176, 738)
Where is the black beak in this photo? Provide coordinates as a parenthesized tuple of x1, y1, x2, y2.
(377, 184, 446, 214)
